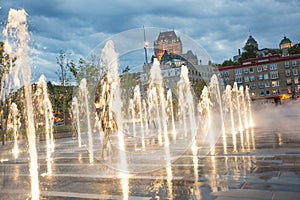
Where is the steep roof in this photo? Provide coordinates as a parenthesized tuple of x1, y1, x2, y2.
(156, 30, 180, 42)
(246, 35, 258, 47)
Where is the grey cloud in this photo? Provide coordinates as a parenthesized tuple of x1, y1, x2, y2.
(1, 0, 300, 82)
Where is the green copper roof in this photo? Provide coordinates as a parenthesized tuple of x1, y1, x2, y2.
(280, 36, 292, 45)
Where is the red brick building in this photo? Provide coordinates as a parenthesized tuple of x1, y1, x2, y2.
(218, 54, 300, 102)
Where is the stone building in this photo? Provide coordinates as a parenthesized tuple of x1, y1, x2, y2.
(154, 30, 182, 61)
(218, 54, 300, 102)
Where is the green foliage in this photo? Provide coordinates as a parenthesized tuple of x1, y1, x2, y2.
(241, 44, 258, 60)
(120, 68, 138, 106)
(54, 124, 74, 132)
(0, 41, 17, 144)
(221, 59, 235, 66)
(56, 50, 74, 86)
(75, 57, 100, 85)
(50, 85, 74, 124)
(192, 79, 207, 99)
(265, 48, 282, 56)
(288, 45, 300, 55)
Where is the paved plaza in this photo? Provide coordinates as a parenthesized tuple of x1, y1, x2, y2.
(0, 102, 300, 199)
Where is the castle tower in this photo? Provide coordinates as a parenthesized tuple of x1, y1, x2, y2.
(154, 30, 182, 61)
(245, 35, 258, 49)
(279, 36, 293, 56)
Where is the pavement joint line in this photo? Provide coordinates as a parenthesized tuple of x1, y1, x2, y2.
(0, 173, 184, 180)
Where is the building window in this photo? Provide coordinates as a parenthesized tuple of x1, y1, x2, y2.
(244, 68, 249, 74)
(257, 66, 262, 72)
(235, 76, 243, 83)
(263, 65, 268, 71)
(250, 83, 256, 89)
(270, 71, 279, 79)
(249, 67, 254, 73)
(224, 71, 230, 77)
(260, 90, 265, 96)
(225, 78, 230, 85)
(287, 86, 292, 93)
(287, 78, 292, 85)
(244, 76, 249, 82)
(294, 77, 299, 84)
(266, 90, 270, 96)
(285, 69, 291, 77)
(265, 82, 270, 87)
(271, 89, 280, 95)
(284, 61, 289, 68)
(293, 68, 298, 76)
(272, 80, 280, 87)
(264, 73, 269, 80)
(258, 74, 263, 80)
(270, 64, 278, 70)
(235, 69, 242, 75)
(292, 60, 297, 67)
(259, 82, 265, 89)
(250, 75, 255, 82)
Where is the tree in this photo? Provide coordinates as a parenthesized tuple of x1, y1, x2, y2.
(240, 44, 258, 60)
(75, 57, 99, 85)
(288, 45, 300, 55)
(192, 79, 207, 100)
(55, 50, 76, 125)
(221, 59, 235, 66)
(0, 41, 16, 145)
(120, 67, 138, 107)
(56, 50, 74, 86)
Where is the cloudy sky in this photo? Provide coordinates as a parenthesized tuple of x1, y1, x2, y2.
(1, 0, 300, 82)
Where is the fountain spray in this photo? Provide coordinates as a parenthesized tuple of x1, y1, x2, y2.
(79, 79, 94, 163)
(209, 74, 226, 153)
(72, 97, 82, 147)
(239, 85, 249, 129)
(178, 65, 197, 149)
(223, 85, 237, 151)
(167, 89, 176, 140)
(7, 103, 21, 159)
(35, 75, 55, 174)
(128, 98, 136, 138)
(101, 40, 129, 200)
(3, 9, 40, 199)
(198, 86, 213, 148)
(245, 86, 254, 128)
(133, 85, 145, 150)
(232, 82, 243, 132)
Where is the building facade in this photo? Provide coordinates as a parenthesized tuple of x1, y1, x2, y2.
(154, 30, 182, 61)
(218, 54, 300, 102)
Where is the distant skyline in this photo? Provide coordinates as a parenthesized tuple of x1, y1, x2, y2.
(1, 0, 300, 82)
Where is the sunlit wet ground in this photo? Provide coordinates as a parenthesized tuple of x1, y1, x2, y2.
(1, 103, 300, 200)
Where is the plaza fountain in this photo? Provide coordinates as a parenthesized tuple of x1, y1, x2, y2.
(72, 97, 82, 147)
(34, 75, 55, 175)
(4, 8, 298, 200)
(7, 102, 20, 159)
(2, 8, 40, 200)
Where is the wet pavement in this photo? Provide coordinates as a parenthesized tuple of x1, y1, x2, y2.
(0, 103, 300, 199)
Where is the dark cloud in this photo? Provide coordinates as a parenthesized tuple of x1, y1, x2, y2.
(1, 0, 300, 82)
